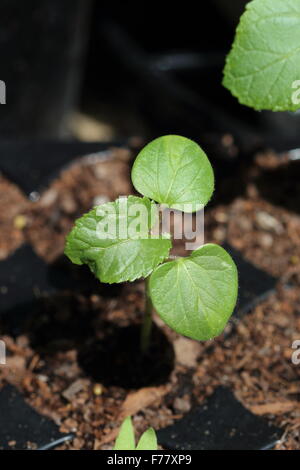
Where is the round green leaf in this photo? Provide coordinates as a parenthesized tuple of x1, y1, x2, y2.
(131, 135, 214, 213)
(149, 244, 238, 341)
(65, 196, 171, 284)
(223, 0, 300, 111)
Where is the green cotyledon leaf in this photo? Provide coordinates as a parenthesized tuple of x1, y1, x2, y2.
(131, 135, 214, 213)
(113, 417, 135, 450)
(223, 0, 300, 111)
(149, 244, 238, 341)
(136, 428, 158, 450)
(64, 195, 171, 284)
(113, 417, 158, 450)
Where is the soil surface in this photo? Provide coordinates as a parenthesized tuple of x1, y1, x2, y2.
(0, 143, 300, 450)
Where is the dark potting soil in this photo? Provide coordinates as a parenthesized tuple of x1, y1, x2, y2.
(78, 323, 175, 390)
(224, 244, 277, 319)
(1, 282, 299, 450)
(0, 384, 67, 450)
(0, 142, 300, 450)
(0, 245, 55, 336)
(0, 141, 125, 196)
(0, 144, 132, 263)
(157, 387, 282, 450)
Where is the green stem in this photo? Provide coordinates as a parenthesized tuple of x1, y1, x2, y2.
(140, 277, 153, 354)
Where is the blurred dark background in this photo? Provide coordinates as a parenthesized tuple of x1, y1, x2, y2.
(0, 0, 299, 154)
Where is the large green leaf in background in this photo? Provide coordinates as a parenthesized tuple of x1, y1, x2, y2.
(131, 135, 214, 213)
(223, 0, 300, 111)
(65, 196, 171, 284)
(149, 244, 238, 341)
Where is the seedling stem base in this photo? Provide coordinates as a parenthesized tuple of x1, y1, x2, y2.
(140, 278, 153, 354)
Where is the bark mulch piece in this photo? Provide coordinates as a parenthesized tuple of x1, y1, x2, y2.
(157, 387, 282, 450)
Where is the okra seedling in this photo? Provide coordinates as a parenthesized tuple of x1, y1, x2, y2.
(65, 135, 238, 351)
(113, 417, 157, 450)
(223, 0, 300, 111)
